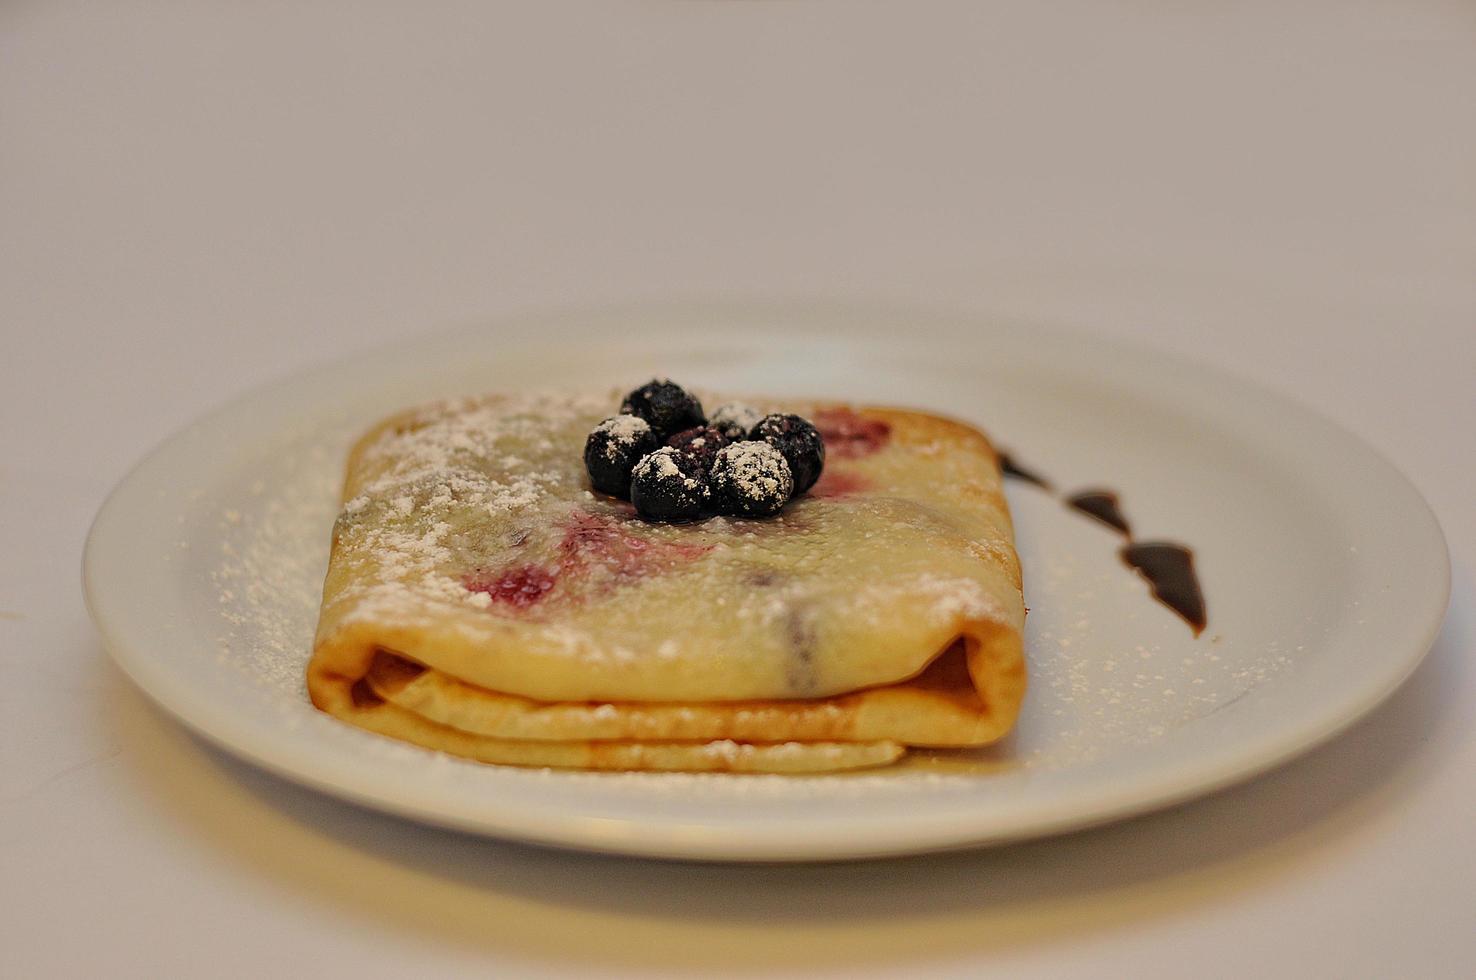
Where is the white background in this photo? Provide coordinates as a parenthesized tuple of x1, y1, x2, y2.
(3, 3, 1472, 978)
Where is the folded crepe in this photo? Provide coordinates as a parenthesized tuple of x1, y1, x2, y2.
(308, 391, 1026, 773)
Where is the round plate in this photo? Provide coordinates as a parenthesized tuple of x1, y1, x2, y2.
(83, 303, 1449, 861)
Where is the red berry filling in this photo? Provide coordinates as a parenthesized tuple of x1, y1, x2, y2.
(811, 469, 869, 498)
(465, 510, 712, 611)
(813, 408, 890, 459)
(464, 564, 560, 608)
(560, 510, 711, 574)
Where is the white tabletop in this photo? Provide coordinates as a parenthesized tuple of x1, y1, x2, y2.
(3, 3, 1472, 977)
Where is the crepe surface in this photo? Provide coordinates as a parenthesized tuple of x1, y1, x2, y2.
(308, 391, 1026, 773)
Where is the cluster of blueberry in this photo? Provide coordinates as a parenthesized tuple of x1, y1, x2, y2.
(583, 380, 825, 523)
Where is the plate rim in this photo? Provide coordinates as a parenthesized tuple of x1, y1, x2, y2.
(82, 299, 1451, 861)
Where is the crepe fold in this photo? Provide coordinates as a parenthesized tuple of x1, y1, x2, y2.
(307, 392, 1026, 773)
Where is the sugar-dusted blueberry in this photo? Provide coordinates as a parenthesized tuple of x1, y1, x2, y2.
(711, 441, 794, 517)
(630, 447, 711, 522)
(666, 425, 730, 472)
(619, 379, 705, 439)
(751, 413, 825, 494)
(708, 402, 765, 442)
(583, 414, 660, 498)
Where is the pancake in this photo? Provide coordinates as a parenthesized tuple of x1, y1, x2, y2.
(307, 391, 1026, 773)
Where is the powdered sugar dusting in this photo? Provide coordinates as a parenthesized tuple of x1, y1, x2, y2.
(591, 414, 651, 462)
(1001, 484, 1293, 771)
(910, 574, 1001, 622)
(637, 447, 681, 480)
(714, 441, 792, 498)
(634, 446, 701, 491)
(210, 434, 341, 699)
(709, 401, 764, 437)
(330, 390, 609, 624)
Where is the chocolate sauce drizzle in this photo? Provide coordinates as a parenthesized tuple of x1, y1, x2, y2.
(1001, 451, 1207, 636)
(1066, 490, 1131, 536)
(1120, 543, 1206, 636)
(997, 451, 1052, 491)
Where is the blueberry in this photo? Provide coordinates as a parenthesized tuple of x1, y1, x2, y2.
(750, 413, 825, 494)
(583, 415, 659, 498)
(708, 402, 765, 442)
(666, 425, 730, 472)
(711, 441, 793, 517)
(630, 447, 710, 522)
(619, 380, 705, 440)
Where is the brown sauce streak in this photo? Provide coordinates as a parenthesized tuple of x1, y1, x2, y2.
(1120, 543, 1207, 637)
(997, 451, 1052, 490)
(1067, 490, 1131, 536)
(1000, 451, 1207, 636)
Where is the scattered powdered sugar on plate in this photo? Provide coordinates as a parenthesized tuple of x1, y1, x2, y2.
(1004, 487, 1293, 771)
(211, 434, 342, 699)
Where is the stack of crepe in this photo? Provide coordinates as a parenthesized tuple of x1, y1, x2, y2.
(308, 393, 1025, 773)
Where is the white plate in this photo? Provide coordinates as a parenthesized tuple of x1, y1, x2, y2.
(83, 303, 1449, 862)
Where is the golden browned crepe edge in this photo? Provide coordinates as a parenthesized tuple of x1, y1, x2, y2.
(330, 682, 906, 773)
(360, 639, 1018, 748)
